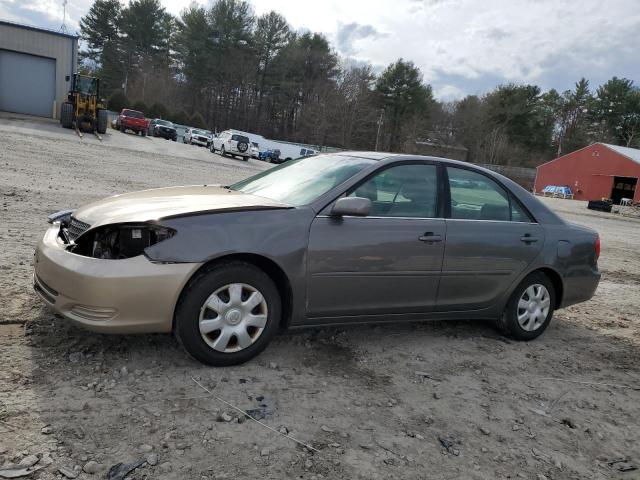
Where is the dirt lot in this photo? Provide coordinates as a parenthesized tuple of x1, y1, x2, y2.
(1, 115, 639, 480)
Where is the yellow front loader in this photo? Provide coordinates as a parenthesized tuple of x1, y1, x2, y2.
(60, 74, 108, 136)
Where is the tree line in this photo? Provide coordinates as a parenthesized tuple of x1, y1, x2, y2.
(79, 0, 640, 166)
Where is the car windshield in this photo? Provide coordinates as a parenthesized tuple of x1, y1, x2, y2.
(229, 154, 375, 206)
(124, 110, 144, 118)
(156, 119, 172, 126)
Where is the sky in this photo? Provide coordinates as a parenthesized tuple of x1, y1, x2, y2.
(1, 0, 639, 100)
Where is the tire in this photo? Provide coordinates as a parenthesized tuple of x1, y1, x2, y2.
(141, 129, 146, 137)
(120, 124, 126, 133)
(96, 109, 107, 134)
(221, 146, 226, 157)
(497, 271, 555, 341)
(60, 102, 73, 129)
(175, 262, 282, 366)
(243, 156, 249, 161)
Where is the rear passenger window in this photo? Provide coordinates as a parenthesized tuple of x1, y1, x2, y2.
(447, 167, 511, 221)
(511, 198, 533, 222)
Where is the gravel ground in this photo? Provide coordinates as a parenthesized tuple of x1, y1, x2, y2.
(1, 115, 639, 480)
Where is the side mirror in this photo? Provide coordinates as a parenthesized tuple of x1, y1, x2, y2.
(331, 197, 371, 217)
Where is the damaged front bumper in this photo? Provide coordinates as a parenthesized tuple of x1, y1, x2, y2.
(33, 224, 200, 333)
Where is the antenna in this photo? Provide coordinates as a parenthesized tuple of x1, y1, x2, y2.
(59, 0, 69, 34)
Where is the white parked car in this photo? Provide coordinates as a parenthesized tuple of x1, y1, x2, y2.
(211, 130, 251, 161)
(250, 142, 260, 159)
(184, 128, 211, 147)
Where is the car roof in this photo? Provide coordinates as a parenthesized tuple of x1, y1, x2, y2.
(337, 151, 473, 165)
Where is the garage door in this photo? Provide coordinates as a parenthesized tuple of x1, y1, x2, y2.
(0, 50, 56, 117)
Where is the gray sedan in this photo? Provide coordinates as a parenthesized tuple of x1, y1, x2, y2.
(34, 153, 600, 365)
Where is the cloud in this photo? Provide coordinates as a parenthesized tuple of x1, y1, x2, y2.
(4, 0, 639, 100)
(434, 84, 466, 101)
(335, 21, 386, 56)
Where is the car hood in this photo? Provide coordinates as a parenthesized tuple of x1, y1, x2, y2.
(73, 185, 290, 228)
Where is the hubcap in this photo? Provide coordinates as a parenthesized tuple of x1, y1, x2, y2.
(198, 283, 268, 353)
(517, 284, 551, 331)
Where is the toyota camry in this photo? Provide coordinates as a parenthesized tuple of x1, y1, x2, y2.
(33, 153, 601, 365)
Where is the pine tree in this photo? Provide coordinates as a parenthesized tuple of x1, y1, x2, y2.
(375, 59, 434, 151)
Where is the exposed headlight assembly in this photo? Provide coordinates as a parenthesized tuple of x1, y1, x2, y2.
(71, 223, 176, 259)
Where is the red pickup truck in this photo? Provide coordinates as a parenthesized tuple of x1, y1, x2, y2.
(116, 109, 148, 136)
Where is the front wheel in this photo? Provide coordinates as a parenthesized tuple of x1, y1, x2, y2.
(175, 262, 281, 366)
(496, 272, 555, 340)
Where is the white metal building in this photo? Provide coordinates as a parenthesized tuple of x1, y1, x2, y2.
(0, 20, 78, 119)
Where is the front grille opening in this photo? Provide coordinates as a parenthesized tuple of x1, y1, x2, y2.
(35, 274, 58, 297)
(69, 305, 117, 321)
(34, 275, 58, 304)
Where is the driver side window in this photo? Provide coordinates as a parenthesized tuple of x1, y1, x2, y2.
(348, 164, 438, 218)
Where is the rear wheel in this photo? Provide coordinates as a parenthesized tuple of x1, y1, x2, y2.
(60, 102, 73, 129)
(96, 109, 107, 134)
(497, 272, 555, 340)
(141, 129, 146, 137)
(175, 262, 281, 366)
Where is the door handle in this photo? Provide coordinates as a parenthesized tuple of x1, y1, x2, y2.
(520, 234, 539, 243)
(419, 232, 443, 243)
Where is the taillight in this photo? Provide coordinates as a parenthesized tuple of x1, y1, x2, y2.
(595, 235, 600, 260)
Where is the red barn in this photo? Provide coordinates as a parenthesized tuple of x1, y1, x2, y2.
(534, 143, 640, 203)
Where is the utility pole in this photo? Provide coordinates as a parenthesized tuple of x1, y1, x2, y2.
(374, 109, 384, 151)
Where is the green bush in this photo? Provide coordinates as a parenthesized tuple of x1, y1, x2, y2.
(171, 109, 189, 125)
(148, 102, 169, 119)
(188, 111, 207, 129)
(107, 91, 128, 112)
(132, 100, 148, 115)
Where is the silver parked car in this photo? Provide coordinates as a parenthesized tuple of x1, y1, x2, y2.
(34, 153, 600, 366)
(184, 128, 210, 147)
